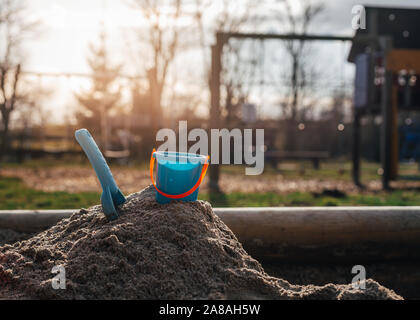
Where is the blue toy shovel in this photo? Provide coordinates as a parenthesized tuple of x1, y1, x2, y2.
(75, 129, 125, 220)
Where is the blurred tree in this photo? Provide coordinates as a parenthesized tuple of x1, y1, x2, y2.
(269, 0, 324, 152)
(325, 89, 353, 158)
(320, 90, 351, 123)
(75, 32, 122, 150)
(275, 0, 324, 122)
(128, 81, 152, 161)
(0, 0, 38, 161)
(194, 0, 259, 127)
(130, 0, 183, 131)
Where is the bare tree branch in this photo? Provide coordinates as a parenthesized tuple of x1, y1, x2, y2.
(130, 0, 184, 128)
(0, 0, 39, 161)
(273, 0, 324, 121)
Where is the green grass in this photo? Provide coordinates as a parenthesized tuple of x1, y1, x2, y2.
(1, 158, 89, 169)
(1, 158, 149, 170)
(5, 158, 420, 183)
(219, 160, 420, 183)
(219, 162, 382, 183)
(1, 174, 420, 210)
(0, 176, 100, 210)
(199, 190, 420, 207)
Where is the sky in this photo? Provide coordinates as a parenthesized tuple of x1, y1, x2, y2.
(19, 0, 420, 124)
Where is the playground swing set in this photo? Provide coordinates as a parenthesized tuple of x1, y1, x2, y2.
(209, 31, 353, 191)
(349, 6, 420, 189)
(208, 6, 420, 191)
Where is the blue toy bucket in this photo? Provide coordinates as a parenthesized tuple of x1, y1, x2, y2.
(150, 149, 209, 204)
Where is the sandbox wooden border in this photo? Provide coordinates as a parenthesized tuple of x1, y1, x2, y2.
(1, 207, 420, 263)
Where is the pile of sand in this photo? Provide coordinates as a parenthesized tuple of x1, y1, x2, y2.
(0, 186, 402, 300)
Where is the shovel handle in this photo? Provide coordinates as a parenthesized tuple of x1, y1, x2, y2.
(75, 129, 125, 220)
(75, 129, 117, 191)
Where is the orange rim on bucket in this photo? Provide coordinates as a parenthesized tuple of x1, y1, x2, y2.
(150, 148, 210, 199)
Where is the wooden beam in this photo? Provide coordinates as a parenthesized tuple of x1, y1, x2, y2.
(352, 109, 362, 186)
(380, 37, 393, 189)
(209, 35, 223, 192)
(217, 207, 420, 263)
(381, 71, 393, 189)
(0, 210, 77, 233)
(3, 207, 420, 262)
(390, 83, 399, 180)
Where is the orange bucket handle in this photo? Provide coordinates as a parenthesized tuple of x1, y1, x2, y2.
(150, 148, 210, 199)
